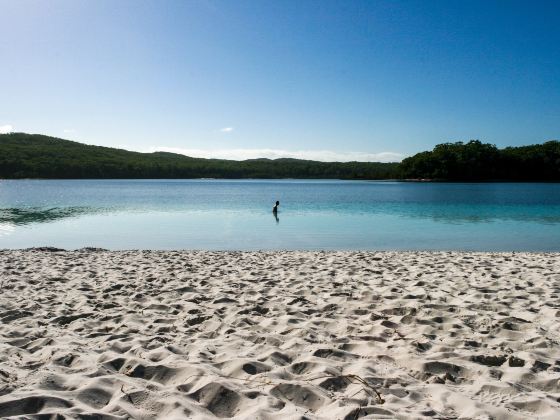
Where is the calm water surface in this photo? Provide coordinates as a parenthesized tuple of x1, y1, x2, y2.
(1, 179, 560, 250)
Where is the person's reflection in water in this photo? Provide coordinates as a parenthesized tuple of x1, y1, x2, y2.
(272, 200, 280, 224)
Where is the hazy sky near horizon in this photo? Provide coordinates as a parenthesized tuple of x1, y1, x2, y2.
(1, 0, 559, 161)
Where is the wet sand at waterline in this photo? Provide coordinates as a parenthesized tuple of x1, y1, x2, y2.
(1, 250, 559, 419)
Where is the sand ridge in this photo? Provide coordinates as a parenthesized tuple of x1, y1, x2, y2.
(0, 250, 559, 419)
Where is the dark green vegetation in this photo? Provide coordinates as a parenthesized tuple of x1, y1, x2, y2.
(0, 133, 397, 179)
(400, 140, 560, 181)
(1, 133, 559, 180)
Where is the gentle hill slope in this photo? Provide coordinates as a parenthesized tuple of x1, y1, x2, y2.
(0, 133, 399, 179)
(1, 133, 559, 180)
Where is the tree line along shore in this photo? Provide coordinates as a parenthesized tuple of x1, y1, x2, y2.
(1, 132, 559, 181)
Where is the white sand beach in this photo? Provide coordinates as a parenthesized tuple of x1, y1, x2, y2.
(1, 250, 559, 419)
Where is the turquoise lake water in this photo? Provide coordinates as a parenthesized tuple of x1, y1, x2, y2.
(1, 179, 560, 250)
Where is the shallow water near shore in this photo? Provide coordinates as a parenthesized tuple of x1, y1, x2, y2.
(1, 179, 560, 250)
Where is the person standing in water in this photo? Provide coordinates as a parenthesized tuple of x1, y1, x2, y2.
(272, 200, 280, 223)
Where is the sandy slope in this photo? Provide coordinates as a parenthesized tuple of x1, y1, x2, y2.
(0, 250, 559, 419)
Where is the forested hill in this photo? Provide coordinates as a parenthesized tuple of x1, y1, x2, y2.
(0, 133, 399, 179)
(399, 140, 560, 181)
(1, 133, 559, 180)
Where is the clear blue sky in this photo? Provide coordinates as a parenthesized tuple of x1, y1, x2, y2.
(1, 0, 558, 161)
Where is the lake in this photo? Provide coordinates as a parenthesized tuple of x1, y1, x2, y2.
(1, 179, 560, 251)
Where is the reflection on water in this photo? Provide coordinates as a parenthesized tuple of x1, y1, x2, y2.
(1, 204, 559, 226)
(0, 180, 559, 250)
(0, 206, 106, 226)
(390, 205, 560, 225)
(0, 223, 15, 237)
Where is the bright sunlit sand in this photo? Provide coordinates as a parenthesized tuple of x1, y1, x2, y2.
(1, 249, 559, 419)
(2, 1, 560, 419)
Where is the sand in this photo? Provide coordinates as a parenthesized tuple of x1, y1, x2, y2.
(0, 250, 559, 419)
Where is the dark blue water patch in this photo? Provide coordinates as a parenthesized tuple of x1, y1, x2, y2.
(3, 180, 560, 208)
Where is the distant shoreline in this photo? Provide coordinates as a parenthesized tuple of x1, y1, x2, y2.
(6, 247, 560, 253)
(1, 133, 559, 181)
(2, 177, 560, 183)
